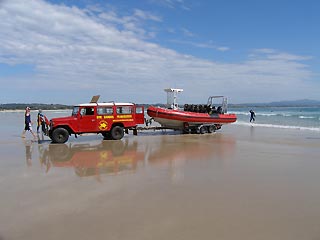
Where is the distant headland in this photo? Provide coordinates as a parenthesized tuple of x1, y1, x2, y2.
(1, 99, 320, 111)
(0, 103, 72, 111)
(230, 99, 320, 108)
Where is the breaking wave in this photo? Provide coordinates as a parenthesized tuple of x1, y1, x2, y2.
(235, 121, 320, 132)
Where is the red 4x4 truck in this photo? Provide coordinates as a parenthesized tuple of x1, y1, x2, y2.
(49, 96, 145, 143)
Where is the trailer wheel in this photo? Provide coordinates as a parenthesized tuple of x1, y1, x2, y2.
(207, 125, 215, 133)
(191, 128, 197, 134)
(182, 129, 190, 134)
(182, 122, 190, 134)
(51, 128, 69, 143)
(110, 126, 124, 140)
(199, 126, 206, 134)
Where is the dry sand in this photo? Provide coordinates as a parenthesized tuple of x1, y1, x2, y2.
(0, 119, 320, 240)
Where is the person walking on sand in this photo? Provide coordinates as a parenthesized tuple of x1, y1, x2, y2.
(249, 109, 256, 123)
(22, 107, 37, 140)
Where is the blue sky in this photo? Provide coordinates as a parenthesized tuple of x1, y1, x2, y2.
(0, 0, 319, 104)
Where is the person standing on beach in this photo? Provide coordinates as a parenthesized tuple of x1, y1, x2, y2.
(22, 107, 37, 140)
(249, 110, 256, 122)
(37, 109, 43, 133)
(37, 109, 49, 134)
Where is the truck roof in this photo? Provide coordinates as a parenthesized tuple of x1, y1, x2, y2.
(76, 102, 135, 107)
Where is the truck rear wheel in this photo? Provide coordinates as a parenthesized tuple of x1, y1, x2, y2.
(51, 128, 69, 143)
(102, 131, 112, 140)
(110, 126, 124, 140)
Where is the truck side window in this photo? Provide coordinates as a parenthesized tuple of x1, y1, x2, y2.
(72, 107, 79, 116)
(97, 107, 113, 115)
(86, 108, 94, 115)
(136, 107, 143, 114)
(80, 107, 94, 116)
(116, 106, 132, 114)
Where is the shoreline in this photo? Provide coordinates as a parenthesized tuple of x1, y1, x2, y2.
(1, 119, 319, 145)
(234, 121, 320, 132)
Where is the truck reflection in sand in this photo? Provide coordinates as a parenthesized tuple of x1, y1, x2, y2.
(39, 140, 144, 178)
(38, 134, 236, 180)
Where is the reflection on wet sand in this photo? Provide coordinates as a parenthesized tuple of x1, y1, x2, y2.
(147, 133, 235, 163)
(23, 140, 33, 167)
(36, 133, 236, 180)
(39, 140, 143, 178)
(146, 134, 236, 182)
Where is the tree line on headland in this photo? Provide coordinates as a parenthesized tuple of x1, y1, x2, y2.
(0, 103, 72, 111)
(0, 103, 156, 111)
(1, 99, 319, 111)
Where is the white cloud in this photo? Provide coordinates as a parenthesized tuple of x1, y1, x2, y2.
(169, 39, 230, 52)
(0, 0, 318, 104)
(181, 28, 194, 37)
(149, 0, 190, 10)
(133, 9, 162, 22)
(251, 49, 312, 61)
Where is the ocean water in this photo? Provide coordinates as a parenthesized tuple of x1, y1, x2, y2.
(229, 106, 320, 132)
(1, 107, 320, 139)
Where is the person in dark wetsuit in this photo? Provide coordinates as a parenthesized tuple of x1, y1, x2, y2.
(22, 107, 37, 140)
(249, 110, 256, 122)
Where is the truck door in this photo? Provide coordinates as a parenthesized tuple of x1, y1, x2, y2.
(135, 106, 145, 124)
(78, 106, 97, 133)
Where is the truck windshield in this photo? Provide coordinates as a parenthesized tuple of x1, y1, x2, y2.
(72, 106, 79, 116)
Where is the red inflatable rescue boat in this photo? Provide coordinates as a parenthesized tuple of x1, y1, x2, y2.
(147, 89, 237, 133)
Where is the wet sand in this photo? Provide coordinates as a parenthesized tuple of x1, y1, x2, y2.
(1, 116, 320, 240)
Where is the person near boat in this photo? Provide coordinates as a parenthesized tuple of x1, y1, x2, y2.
(249, 110, 256, 122)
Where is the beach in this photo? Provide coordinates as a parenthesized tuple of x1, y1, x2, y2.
(1, 111, 320, 240)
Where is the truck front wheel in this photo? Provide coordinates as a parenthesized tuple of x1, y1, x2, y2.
(110, 126, 124, 140)
(51, 128, 69, 143)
